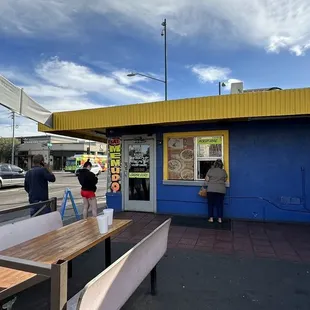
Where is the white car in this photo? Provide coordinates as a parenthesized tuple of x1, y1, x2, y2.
(75, 163, 101, 176)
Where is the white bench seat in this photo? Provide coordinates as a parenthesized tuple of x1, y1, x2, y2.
(0, 211, 63, 251)
(67, 218, 171, 310)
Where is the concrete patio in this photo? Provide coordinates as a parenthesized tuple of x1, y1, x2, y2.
(113, 212, 310, 262)
(7, 212, 310, 309)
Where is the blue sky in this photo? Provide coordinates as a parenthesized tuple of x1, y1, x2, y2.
(1, 0, 310, 137)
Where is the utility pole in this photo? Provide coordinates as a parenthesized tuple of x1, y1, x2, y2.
(11, 111, 15, 165)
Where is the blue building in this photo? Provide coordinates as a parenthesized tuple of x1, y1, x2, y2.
(40, 88, 310, 223)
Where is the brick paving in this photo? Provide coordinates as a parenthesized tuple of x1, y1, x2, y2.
(114, 212, 310, 262)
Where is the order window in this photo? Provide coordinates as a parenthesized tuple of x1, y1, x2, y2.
(164, 131, 228, 181)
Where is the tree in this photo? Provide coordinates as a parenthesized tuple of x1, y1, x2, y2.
(0, 138, 20, 163)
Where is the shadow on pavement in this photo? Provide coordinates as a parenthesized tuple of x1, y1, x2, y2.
(10, 242, 310, 310)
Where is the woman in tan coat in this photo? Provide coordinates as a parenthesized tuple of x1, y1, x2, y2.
(205, 159, 227, 223)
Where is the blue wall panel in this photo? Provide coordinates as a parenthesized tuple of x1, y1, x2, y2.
(110, 119, 310, 222)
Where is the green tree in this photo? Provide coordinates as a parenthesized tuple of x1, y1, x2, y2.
(0, 138, 20, 163)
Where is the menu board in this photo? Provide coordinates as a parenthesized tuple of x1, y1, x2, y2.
(167, 138, 194, 180)
(197, 136, 222, 158)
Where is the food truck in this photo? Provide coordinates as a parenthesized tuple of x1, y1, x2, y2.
(65, 154, 107, 173)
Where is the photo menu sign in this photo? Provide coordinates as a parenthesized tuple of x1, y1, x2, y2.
(107, 138, 121, 193)
(167, 137, 194, 180)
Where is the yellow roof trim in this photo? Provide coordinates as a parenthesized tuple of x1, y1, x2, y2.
(39, 88, 310, 133)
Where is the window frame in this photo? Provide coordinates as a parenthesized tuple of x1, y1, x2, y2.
(163, 130, 229, 183)
(195, 136, 224, 180)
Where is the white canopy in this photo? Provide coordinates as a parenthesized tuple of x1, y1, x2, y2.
(0, 75, 52, 127)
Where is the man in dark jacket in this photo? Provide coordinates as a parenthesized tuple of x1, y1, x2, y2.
(78, 160, 98, 219)
(24, 154, 56, 216)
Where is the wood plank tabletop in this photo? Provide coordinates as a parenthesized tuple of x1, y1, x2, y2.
(0, 218, 131, 300)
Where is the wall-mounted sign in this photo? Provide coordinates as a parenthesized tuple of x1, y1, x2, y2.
(197, 136, 222, 158)
(108, 138, 121, 193)
(197, 137, 222, 145)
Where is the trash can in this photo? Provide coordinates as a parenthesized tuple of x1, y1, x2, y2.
(106, 192, 122, 212)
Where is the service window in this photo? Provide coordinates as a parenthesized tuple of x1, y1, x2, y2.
(196, 136, 223, 180)
(164, 131, 229, 182)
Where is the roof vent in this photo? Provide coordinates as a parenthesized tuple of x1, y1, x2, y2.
(230, 82, 244, 94)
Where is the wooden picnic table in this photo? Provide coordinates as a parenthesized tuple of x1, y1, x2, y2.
(0, 218, 132, 301)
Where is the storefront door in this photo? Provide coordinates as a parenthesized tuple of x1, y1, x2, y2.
(123, 138, 155, 212)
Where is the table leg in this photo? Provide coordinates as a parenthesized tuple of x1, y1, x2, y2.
(1, 297, 17, 310)
(151, 266, 157, 296)
(51, 260, 68, 310)
(68, 260, 73, 279)
(105, 237, 111, 268)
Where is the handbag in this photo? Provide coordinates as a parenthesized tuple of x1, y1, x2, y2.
(198, 187, 207, 198)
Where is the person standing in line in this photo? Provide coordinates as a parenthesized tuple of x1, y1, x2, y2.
(24, 154, 56, 216)
(205, 159, 228, 223)
(78, 160, 98, 219)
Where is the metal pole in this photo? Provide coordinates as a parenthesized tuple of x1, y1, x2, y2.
(218, 82, 221, 95)
(11, 111, 15, 164)
(163, 19, 168, 101)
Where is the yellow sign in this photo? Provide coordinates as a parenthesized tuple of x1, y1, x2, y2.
(108, 138, 121, 192)
(129, 172, 150, 179)
(198, 137, 222, 145)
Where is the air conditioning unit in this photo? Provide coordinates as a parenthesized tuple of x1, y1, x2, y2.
(230, 82, 244, 94)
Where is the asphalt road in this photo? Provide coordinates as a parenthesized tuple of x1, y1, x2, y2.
(0, 172, 107, 221)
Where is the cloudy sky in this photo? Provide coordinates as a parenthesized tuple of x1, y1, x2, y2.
(1, 0, 310, 137)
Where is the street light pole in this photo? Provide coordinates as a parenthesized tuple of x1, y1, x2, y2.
(128, 19, 168, 101)
(218, 82, 226, 95)
(127, 72, 165, 83)
(161, 19, 168, 101)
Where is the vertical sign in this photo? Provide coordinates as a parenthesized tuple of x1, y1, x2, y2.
(108, 138, 121, 192)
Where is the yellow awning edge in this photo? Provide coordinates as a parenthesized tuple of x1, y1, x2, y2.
(39, 88, 310, 133)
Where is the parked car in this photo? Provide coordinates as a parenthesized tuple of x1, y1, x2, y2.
(75, 163, 101, 177)
(0, 164, 26, 189)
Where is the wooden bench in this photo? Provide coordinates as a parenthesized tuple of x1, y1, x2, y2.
(67, 218, 171, 310)
(0, 211, 63, 252)
(0, 211, 63, 309)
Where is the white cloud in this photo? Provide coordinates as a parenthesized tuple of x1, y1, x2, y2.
(35, 57, 161, 103)
(23, 85, 87, 99)
(1, 0, 310, 55)
(190, 65, 231, 83)
(189, 65, 243, 92)
(0, 57, 162, 136)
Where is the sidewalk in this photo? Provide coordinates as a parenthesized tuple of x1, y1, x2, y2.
(113, 212, 310, 263)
